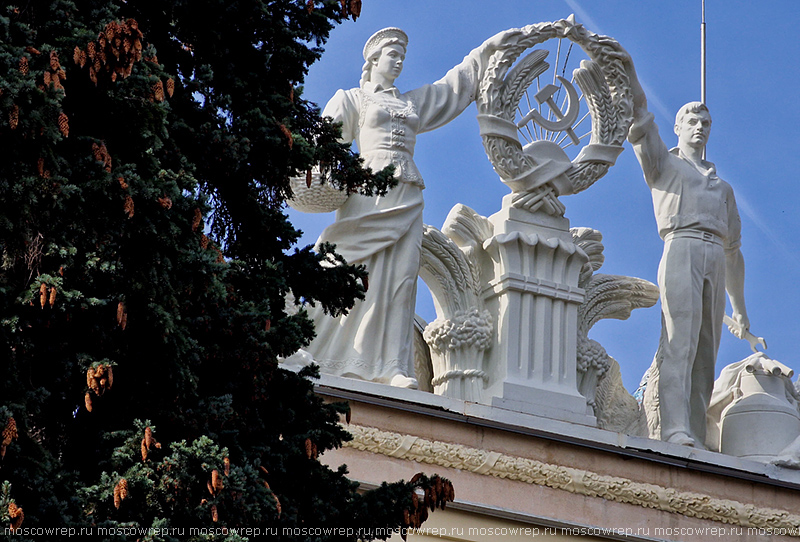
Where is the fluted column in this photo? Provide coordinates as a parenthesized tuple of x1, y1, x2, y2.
(482, 197, 594, 424)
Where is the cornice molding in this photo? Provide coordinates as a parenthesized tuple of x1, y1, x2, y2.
(343, 424, 800, 531)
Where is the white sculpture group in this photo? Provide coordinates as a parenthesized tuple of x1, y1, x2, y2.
(288, 18, 794, 467)
(302, 26, 510, 388)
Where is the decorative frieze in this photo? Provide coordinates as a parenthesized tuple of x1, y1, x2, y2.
(343, 424, 800, 532)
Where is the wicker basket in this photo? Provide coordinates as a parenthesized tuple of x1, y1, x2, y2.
(287, 174, 349, 214)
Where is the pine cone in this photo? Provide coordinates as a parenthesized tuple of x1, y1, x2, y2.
(1, 418, 17, 446)
(19, 56, 29, 75)
(9, 105, 18, 130)
(49, 50, 60, 71)
(116, 301, 126, 327)
(144, 426, 154, 449)
(39, 283, 47, 309)
(279, 124, 293, 149)
(113, 478, 128, 508)
(8, 502, 24, 531)
(192, 208, 203, 231)
(58, 112, 69, 137)
(49, 286, 57, 307)
(152, 80, 165, 102)
(123, 195, 135, 218)
(223, 457, 230, 476)
(87, 368, 100, 394)
(348, 0, 362, 19)
(92, 142, 102, 162)
(85, 392, 93, 412)
(91, 142, 112, 171)
(211, 469, 223, 493)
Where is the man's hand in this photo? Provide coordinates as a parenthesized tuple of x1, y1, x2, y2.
(724, 313, 767, 353)
(510, 184, 565, 216)
(725, 312, 750, 339)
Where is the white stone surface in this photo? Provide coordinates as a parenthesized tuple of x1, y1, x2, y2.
(474, 17, 633, 209)
(482, 206, 591, 422)
(419, 207, 493, 401)
(707, 353, 800, 465)
(624, 53, 753, 449)
(571, 227, 657, 434)
(312, 371, 800, 487)
(301, 27, 521, 386)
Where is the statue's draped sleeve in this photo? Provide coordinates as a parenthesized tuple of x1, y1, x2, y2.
(410, 38, 501, 133)
(410, 58, 481, 133)
(322, 88, 359, 144)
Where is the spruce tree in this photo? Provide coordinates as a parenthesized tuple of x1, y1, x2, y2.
(0, 1, 449, 539)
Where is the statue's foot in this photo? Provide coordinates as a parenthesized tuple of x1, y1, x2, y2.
(390, 374, 418, 389)
(666, 432, 696, 447)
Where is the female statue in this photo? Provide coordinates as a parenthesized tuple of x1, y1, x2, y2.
(304, 27, 510, 387)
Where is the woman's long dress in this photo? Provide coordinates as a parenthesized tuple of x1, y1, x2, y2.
(306, 48, 488, 383)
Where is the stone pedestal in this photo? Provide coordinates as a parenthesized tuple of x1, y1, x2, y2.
(482, 196, 594, 424)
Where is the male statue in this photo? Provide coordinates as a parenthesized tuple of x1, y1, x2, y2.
(624, 58, 751, 448)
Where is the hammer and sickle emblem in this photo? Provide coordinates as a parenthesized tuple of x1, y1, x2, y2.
(517, 76, 581, 145)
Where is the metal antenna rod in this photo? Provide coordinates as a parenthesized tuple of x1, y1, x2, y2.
(701, 0, 707, 105)
(701, 0, 707, 159)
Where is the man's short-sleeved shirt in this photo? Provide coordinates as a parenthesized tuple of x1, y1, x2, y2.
(628, 112, 742, 251)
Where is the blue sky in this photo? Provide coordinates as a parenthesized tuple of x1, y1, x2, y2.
(288, 0, 800, 393)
